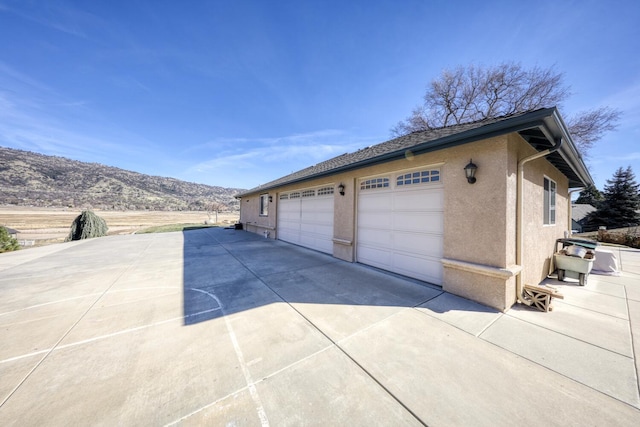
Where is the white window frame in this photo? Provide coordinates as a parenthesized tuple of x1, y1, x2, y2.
(360, 176, 390, 190)
(317, 186, 334, 196)
(543, 176, 556, 225)
(395, 168, 441, 187)
(260, 194, 269, 216)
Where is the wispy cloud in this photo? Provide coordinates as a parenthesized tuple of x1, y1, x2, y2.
(182, 130, 380, 188)
(0, 62, 154, 164)
(1, 2, 97, 39)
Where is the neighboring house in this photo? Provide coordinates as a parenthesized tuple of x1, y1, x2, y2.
(571, 204, 597, 233)
(3, 226, 18, 238)
(237, 107, 593, 311)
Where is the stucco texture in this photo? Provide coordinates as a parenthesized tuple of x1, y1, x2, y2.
(239, 132, 572, 311)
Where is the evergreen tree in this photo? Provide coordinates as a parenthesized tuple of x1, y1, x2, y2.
(0, 227, 20, 253)
(575, 184, 604, 207)
(585, 166, 640, 229)
(67, 210, 109, 241)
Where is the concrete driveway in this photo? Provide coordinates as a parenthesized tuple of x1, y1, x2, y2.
(1, 228, 639, 426)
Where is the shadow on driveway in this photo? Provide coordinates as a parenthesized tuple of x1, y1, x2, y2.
(182, 227, 445, 326)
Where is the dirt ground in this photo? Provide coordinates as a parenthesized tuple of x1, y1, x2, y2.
(0, 206, 239, 247)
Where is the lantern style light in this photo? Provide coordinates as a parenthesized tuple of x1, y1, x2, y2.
(464, 159, 478, 184)
(338, 183, 345, 195)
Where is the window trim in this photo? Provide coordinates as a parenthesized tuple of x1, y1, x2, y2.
(543, 176, 556, 225)
(259, 193, 269, 216)
(395, 168, 441, 187)
(359, 176, 390, 190)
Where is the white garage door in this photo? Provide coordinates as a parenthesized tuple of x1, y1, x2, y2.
(357, 168, 444, 285)
(277, 186, 334, 254)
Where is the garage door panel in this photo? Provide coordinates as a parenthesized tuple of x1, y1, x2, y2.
(300, 234, 333, 254)
(358, 212, 393, 229)
(357, 246, 393, 270)
(300, 223, 333, 236)
(278, 228, 300, 245)
(277, 191, 334, 254)
(393, 232, 443, 258)
(392, 212, 443, 234)
(358, 229, 393, 248)
(393, 189, 443, 211)
(357, 177, 443, 286)
(359, 193, 392, 211)
(301, 211, 332, 224)
(393, 253, 443, 283)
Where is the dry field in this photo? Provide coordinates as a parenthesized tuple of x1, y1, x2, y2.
(0, 206, 239, 247)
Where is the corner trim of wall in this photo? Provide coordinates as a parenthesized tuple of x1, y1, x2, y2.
(442, 258, 522, 279)
(245, 222, 276, 230)
(332, 238, 352, 246)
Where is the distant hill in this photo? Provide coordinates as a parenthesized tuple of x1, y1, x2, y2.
(0, 146, 243, 211)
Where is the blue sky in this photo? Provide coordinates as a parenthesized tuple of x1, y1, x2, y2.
(1, 0, 639, 191)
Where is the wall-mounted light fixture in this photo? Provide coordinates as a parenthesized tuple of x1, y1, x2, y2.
(269, 195, 273, 203)
(338, 183, 345, 196)
(464, 159, 478, 184)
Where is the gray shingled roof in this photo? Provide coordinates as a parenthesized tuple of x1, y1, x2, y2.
(571, 204, 597, 222)
(239, 107, 592, 196)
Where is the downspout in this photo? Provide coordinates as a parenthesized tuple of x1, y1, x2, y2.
(516, 137, 563, 304)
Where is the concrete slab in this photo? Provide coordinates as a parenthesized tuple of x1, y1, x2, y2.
(262, 261, 441, 341)
(0, 294, 100, 360)
(416, 291, 502, 336)
(620, 248, 640, 275)
(253, 346, 423, 426)
(481, 315, 640, 407)
(0, 355, 42, 400)
(507, 301, 633, 357)
(629, 299, 640, 397)
(540, 277, 629, 319)
(341, 308, 640, 426)
(2, 229, 640, 425)
(174, 346, 423, 426)
(220, 303, 333, 381)
(222, 238, 340, 277)
(1, 318, 249, 425)
(0, 240, 88, 272)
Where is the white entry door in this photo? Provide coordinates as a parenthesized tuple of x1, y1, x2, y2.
(277, 186, 334, 254)
(357, 169, 444, 285)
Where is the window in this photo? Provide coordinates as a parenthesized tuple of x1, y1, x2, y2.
(302, 189, 316, 198)
(279, 194, 289, 200)
(317, 186, 334, 195)
(289, 192, 301, 199)
(543, 177, 556, 225)
(360, 177, 390, 190)
(396, 169, 440, 186)
(260, 194, 269, 216)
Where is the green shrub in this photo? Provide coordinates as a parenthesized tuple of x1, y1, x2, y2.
(67, 210, 108, 241)
(0, 227, 20, 253)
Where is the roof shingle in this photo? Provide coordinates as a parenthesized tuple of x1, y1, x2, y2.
(239, 108, 585, 195)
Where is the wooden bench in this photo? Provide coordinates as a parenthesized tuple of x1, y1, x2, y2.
(523, 284, 564, 312)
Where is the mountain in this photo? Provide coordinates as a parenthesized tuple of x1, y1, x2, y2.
(0, 146, 243, 211)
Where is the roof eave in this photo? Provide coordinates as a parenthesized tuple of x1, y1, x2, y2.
(237, 108, 593, 197)
(542, 108, 594, 188)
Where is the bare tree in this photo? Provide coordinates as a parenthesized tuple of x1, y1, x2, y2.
(565, 107, 621, 154)
(207, 201, 226, 224)
(392, 62, 620, 155)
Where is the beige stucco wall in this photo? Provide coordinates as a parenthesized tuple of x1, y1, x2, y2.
(515, 138, 569, 287)
(239, 132, 571, 311)
(240, 192, 277, 237)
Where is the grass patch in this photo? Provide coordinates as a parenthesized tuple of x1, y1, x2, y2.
(136, 223, 219, 234)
